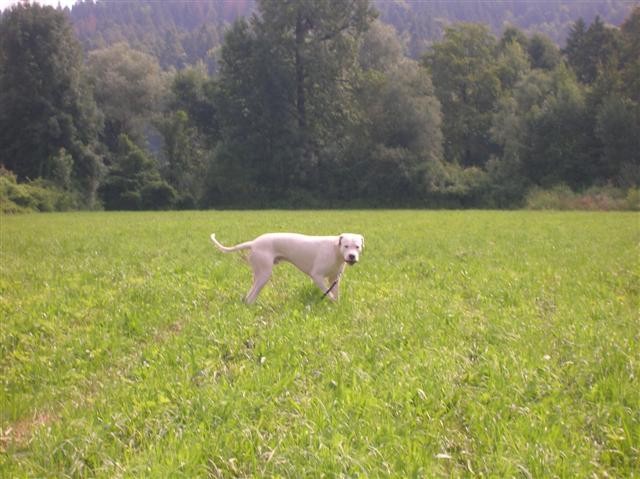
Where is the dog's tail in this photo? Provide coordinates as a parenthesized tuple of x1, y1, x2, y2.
(210, 233, 252, 253)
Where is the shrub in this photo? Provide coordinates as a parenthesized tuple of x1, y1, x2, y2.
(0, 168, 77, 213)
(626, 188, 640, 211)
(141, 181, 177, 210)
(526, 184, 639, 210)
(174, 193, 196, 210)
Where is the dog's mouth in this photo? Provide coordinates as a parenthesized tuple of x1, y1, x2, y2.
(345, 258, 358, 265)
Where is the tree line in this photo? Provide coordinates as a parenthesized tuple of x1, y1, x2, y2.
(0, 1, 638, 211)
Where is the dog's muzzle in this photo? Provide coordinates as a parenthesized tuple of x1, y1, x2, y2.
(345, 254, 358, 265)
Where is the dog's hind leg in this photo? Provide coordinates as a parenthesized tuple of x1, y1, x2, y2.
(244, 253, 272, 304)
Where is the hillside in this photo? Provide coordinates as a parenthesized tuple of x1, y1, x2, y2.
(68, 0, 255, 72)
(63, 0, 634, 69)
(376, 0, 633, 56)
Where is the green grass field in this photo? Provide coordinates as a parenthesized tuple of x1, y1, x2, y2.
(1, 211, 638, 477)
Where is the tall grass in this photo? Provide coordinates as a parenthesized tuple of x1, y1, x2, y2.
(1, 211, 638, 477)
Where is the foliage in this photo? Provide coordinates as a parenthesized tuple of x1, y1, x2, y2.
(1, 211, 638, 475)
(564, 16, 620, 85)
(0, 168, 77, 213)
(86, 42, 166, 152)
(338, 21, 446, 204)
(207, 0, 377, 205)
(0, 3, 103, 205)
(424, 23, 503, 168)
(63, 1, 634, 64)
(376, 0, 633, 57)
(69, 0, 247, 73)
(1, 2, 639, 210)
(99, 135, 176, 210)
(525, 184, 640, 211)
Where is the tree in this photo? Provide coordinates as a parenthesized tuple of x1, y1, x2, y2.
(496, 38, 531, 91)
(527, 34, 561, 71)
(488, 69, 556, 204)
(211, 18, 295, 204)
(343, 20, 445, 203)
(258, 0, 375, 144)
(619, 6, 640, 103)
(209, 0, 376, 204)
(157, 65, 217, 207)
(519, 66, 596, 188)
(99, 134, 176, 210)
(86, 42, 165, 152)
(595, 95, 640, 187)
(356, 61, 445, 201)
(499, 27, 560, 72)
(564, 18, 588, 80)
(565, 16, 620, 84)
(358, 19, 404, 73)
(0, 3, 102, 204)
(424, 23, 501, 167)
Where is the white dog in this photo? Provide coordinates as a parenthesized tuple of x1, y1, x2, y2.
(210, 232, 364, 304)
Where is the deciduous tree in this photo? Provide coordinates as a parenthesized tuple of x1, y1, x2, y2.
(424, 23, 501, 167)
(87, 42, 165, 152)
(0, 3, 102, 203)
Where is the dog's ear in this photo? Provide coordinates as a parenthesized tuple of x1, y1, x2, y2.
(338, 235, 343, 246)
(359, 235, 365, 249)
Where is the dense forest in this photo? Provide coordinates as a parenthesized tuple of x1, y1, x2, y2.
(66, 1, 635, 66)
(0, 0, 638, 211)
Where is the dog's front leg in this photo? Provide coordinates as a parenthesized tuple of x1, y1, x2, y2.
(327, 274, 341, 300)
(310, 274, 335, 301)
(327, 263, 346, 300)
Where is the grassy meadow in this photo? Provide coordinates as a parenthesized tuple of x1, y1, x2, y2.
(1, 210, 638, 477)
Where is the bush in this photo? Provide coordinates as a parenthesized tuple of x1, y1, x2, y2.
(119, 191, 143, 210)
(174, 193, 197, 210)
(525, 185, 639, 210)
(141, 181, 177, 210)
(0, 168, 77, 213)
(626, 188, 640, 211)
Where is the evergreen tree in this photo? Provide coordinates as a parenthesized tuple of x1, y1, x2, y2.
(565, 16, 620, 84)
(619, 6, 640, 103)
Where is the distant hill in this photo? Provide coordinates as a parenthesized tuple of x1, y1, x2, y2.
(69, 0, 255, 72)
(61, 0, 635, 67)
(375, 0, 634, 57)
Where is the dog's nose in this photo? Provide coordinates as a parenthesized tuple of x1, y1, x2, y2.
(348, 254, 356, 262)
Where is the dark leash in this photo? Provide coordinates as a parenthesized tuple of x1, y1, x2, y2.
(321, 267, 344, 300)
(321, 279, 339, 299)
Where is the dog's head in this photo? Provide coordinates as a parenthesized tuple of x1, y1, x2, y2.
(338, 233, 364, 265)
